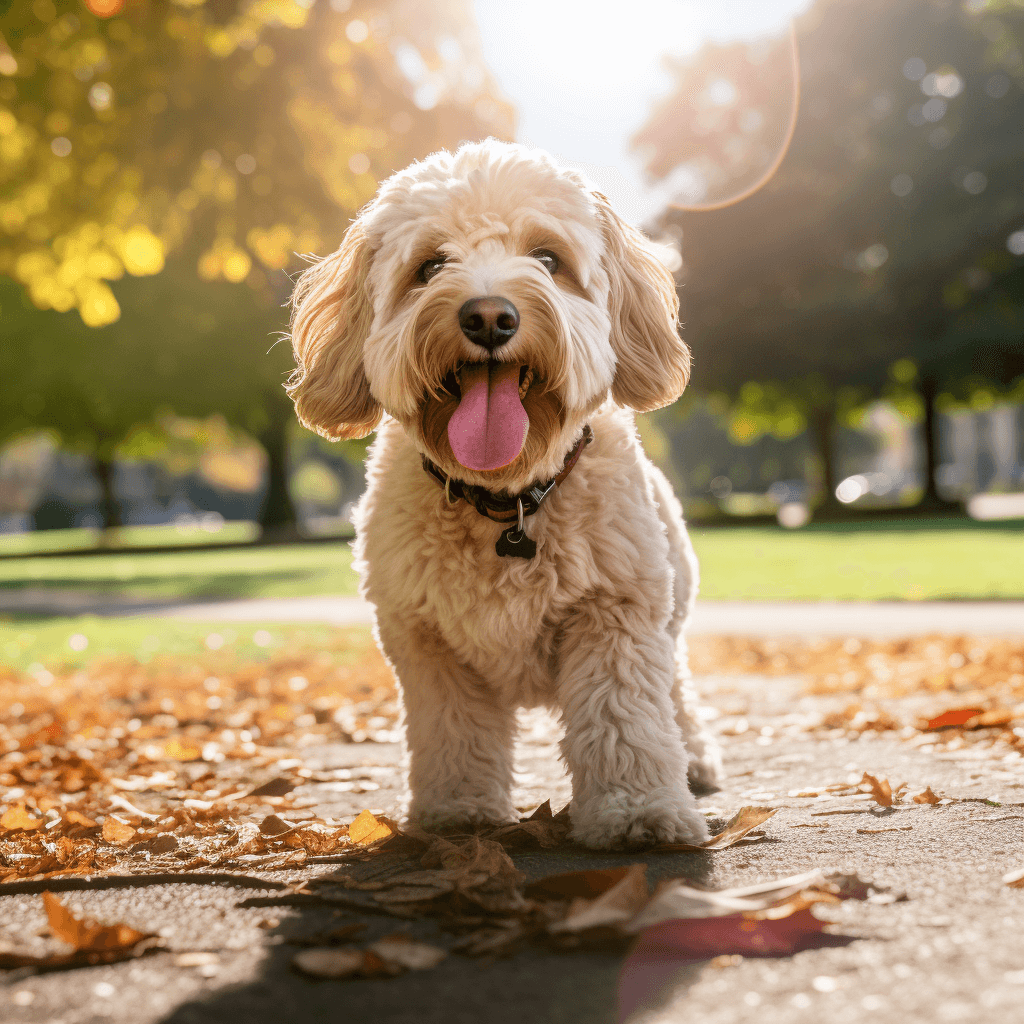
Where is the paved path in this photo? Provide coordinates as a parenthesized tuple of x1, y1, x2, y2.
(8, 591, 1018, 637)
(4, 683, 1024, 1023)
(157, 596, 1024, 637)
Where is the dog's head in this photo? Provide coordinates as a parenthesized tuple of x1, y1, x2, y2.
(287, 140, 689, 491)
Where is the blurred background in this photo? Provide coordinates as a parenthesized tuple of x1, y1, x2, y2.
(0, 0, 1023, 613)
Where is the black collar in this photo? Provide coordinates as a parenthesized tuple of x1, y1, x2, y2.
(421, 425, 593, 525)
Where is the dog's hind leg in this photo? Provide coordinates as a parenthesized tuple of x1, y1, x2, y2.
(672, 634, 723, 793)
(377, 623, 518, 829)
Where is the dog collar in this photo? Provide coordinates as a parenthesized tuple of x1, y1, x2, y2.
(421, 424, 593, 559)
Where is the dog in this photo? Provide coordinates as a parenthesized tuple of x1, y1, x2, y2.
(287, 139, 721, 849)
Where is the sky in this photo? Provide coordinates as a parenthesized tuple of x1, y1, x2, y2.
(472, 0, 813, 225)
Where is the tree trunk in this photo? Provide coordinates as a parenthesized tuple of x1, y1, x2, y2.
(94, 456, 122, 533)
(257, 413, 298, 541)
(918, 370, 959, 512)
(811, 405, 842, 516)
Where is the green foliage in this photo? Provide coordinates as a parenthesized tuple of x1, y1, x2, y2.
(0, 0, 512, 324)
(644, 0, 1024, 399)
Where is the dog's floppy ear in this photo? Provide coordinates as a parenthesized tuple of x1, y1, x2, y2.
(594, 192, 690, 412)
(286, 220, 382, 439)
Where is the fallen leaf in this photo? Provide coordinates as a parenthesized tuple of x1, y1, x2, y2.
(292, 947, 366, 979)
(348, 810, 395, 846)
(968, 709, 1014, 729)
(102, 816, 136, 845)
(259, 814, 293, 837)
(627, 870, 840, 932)
(292, 936, 446, 979)
(913, 787, 941, 805)
(925, 707, 985, 731)
(1, 805, 43, 831)
(0, 893, 161, 971)
(161, 739, 204, 762)
(247, 777, 298, 798)
(526, 867, 639, 901)
(64, 810, 98, 828)
(1003, 868, 1024, 887)
(860, 773, 906, 808)
(44, 891, 152, 952)
(549, 864, 650, 935)
(649, 806, 778, 853)
(368, 934, 447, 971)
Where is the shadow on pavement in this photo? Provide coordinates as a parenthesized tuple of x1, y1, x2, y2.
(157, 849, 716, 1024)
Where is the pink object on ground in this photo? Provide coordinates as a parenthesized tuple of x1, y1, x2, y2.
(447, 361, 529, 471)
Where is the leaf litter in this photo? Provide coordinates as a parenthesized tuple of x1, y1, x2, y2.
(0, 630, 974, 988)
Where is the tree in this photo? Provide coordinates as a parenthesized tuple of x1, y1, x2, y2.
(0, 0, 513, 531)
(637, 0, 1024, 511)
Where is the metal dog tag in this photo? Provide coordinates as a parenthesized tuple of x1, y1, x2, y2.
(496, 526, 536, 559)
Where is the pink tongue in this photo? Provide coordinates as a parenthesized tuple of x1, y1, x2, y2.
(447, 361, 529, 471)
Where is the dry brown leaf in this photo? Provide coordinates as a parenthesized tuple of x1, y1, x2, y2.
(368, 934, 447, 971)
(913, 787, 941, 805)
(44, 891, 153, 952)
(292, 947, 366, 979)
(292, 935, 446, 979)
(101, 816, 137, 845)
(549, 864, 649, 935)
(259, 813, 293, 836)
(526, 867, 638, 901)
(64, 810, 98, 828)
(248, 777, 298, 798)
(861, 773, 907, 808)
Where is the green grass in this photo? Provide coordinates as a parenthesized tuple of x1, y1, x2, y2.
(0, 616, 373, 673)
(691, 520, 1024, 601)
(3, 519, 1022, 609)
(0, 521, 261, 557)
(0, 541, 358, 602)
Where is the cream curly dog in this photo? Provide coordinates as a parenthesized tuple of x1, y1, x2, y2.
(287, 139, 721, 849)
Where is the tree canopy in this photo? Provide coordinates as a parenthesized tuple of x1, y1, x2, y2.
(0, 0, 513, 525)
(641, 0, 1024, 398)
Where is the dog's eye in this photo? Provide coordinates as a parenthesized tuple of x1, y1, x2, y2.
(531, 249, 559, 275)
(418, 257, 446, 283)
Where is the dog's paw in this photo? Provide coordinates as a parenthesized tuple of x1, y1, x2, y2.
(686, 730, 724, 794)
(406, 794, 516, 832)
(569, 787, 710, 850)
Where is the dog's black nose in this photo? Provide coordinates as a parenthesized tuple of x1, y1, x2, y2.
(458, 296, 519, 351)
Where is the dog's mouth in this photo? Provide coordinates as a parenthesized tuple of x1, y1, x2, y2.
(442, 361, 534, 472)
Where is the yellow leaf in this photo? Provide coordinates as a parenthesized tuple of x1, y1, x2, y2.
(102, 816, 136, 845)
(1, 805, 42, 831)
(349, 809, 393, 846)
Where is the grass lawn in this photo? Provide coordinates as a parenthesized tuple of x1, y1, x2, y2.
(1, 518, 1022, 610)
(691, 518, 1024, 601)
(0, 616, 373, 673)
(0, 541, 358, 602)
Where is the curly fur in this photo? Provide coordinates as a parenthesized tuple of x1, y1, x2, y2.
(288, 139, 721, 849)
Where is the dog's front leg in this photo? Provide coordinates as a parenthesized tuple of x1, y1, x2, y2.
(556, 602, 710, 849)
(378, 625, 517, 829)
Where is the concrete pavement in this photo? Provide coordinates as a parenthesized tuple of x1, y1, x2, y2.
(3, 684, 1024, 1023)
(4, 588, 1022, 637)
